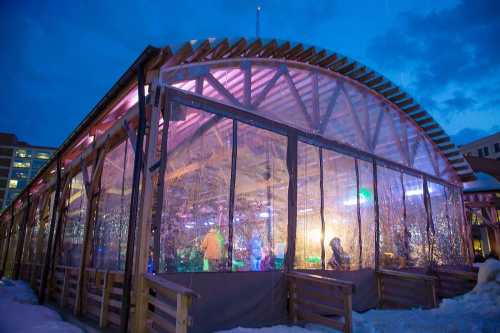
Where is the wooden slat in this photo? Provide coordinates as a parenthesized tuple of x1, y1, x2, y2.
(298, 309, 345, 331)
(148, 310, 176, 333)
(147, 295, 177, 319)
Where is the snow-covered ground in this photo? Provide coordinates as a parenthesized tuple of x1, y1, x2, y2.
(0, 278, 82, 333)
(219, 259, 500, 333)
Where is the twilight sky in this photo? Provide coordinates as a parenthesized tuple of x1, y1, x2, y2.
(0, 0, 498, 148)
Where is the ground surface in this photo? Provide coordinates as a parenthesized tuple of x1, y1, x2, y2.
(1, 260, 499, 332)
(218, 259, 500, 333)
(0, 278, 82, 333)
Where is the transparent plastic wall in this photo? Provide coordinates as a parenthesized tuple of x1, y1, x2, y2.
(92, 140, 135, 271)
(295, 142, 374, 271)
(40, 191, 55, 259)
(322, 150, 359, 270)
(403, 174, 428, 267)
(160, 108, 232, 272)
(295, 143, 322, 269)
(358, 160, 375, 268)
(60, 174, 86, 266)
(377, 167, 405, 269)
(233, 123, 288, 271)
(159, 106, 288, 272)
(428, 182, 465, 265)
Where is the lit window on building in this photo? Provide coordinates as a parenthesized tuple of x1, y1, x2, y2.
(34, 152, 51, 160)
(8, 179, 18, 189)
(13, 161, 30, 168)
(12, 170, 28, 179)
(15, 149, 31, 158)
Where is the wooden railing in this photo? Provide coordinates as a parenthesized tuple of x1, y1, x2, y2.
(376, 269, 437, 309)
(143, 273, 199, 333)
(287, 271, 355, 333)
(433, 268, 477, 299)
(42, 265, 127, 329)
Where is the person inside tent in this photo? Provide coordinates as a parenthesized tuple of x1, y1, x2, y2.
(249, 230, 263, 271)
(201, 227, 224, 271)
(328, 237, 350, 270)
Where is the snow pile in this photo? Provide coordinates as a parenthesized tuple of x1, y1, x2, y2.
(217, 260, 500, 333)
(0, 278, 83, 333)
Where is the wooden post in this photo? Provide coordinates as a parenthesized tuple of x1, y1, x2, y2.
(289, 278, 298, 324)
(343, 292, 352, 333)
(429, 279, 437, 308)
(0, 206, 15, 279)
(60, 267, 69, 307)
(39, 157, 62, 304)
(376, 273, 383, 308)
(126, 69, 160, 333)
(75, 147, 107, 315)
(152, 98, 171, 272)
(13, 196, 30, 280)
(99, 270, 111, 328)
(176, 294, 189, 333)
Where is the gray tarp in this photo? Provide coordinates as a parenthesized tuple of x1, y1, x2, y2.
(161, 271, 288, 333)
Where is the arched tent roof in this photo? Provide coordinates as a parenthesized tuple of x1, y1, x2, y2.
(0, 37, 475, 215)
(152, 38, 473, 182)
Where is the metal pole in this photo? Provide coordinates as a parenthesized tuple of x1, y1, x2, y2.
(372, 159, 380, 270)
(319, 148, 326, 270)
(120, 64, 147, 333)
(39, 156, 62, 304)
(355, 159, 362, 269)
(227, 120, 238, 271)
(256, 6, 261, 38)
(13, 195, 31, 280)
(285, 132, 298, 272)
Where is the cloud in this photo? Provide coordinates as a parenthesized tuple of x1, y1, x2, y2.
(367, 0, 500, 137)
(451, 126, 500, 146)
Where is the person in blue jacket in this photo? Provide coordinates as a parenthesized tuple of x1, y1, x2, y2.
(249, 230, 263, 271)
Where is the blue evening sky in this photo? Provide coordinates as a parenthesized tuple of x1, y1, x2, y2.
(0, 0, 498, 147)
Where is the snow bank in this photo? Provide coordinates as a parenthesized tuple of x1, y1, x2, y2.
(0, 278, 83, 333)
(217, 261, 500, 333)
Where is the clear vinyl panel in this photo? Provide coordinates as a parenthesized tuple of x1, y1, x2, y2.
(403, 174, 429, 267)
(377, 166, 405, 269)
(322, 150, 359, 271)
(358, 160, 375, 269)
(92, 140, 134, 271)
(60, 174, 87, 267)
(160, 107, 232, 273)
(40, 191, 55, 259)
(447, 186, 467, 265)
(233, 123, 288, 271)
(295, 142, 322, 269)
(429, 182, 464, 266)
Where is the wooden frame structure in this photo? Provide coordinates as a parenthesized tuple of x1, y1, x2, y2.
(0, 38, 476, 333)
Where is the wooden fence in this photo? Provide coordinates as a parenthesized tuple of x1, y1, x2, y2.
(433, 268, 477, 299)
(376, 269, 438, 309)
(143, 273, 199, 333)
(287, 271, 355, 333)
(17, 263, 198, 333)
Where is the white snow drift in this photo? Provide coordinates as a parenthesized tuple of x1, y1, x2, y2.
(0, 278, 82, 333)
(219, 259, 500, 333)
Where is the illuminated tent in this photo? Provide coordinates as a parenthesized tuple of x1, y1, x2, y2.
(0, 38, 475, 332)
